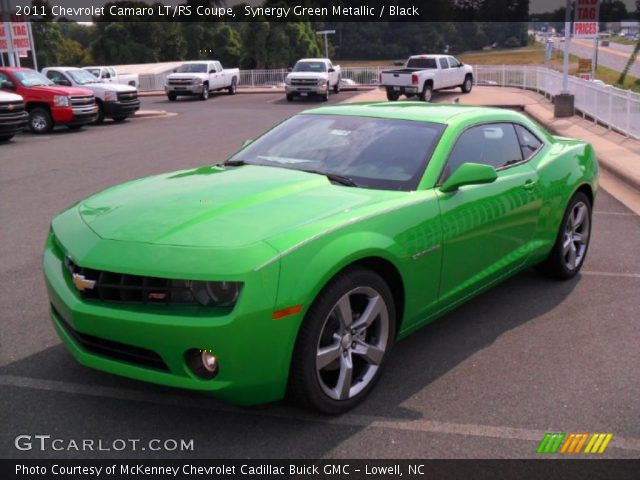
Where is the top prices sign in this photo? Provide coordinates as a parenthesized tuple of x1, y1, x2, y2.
(574, 0, 600, 38)
(0, 15, 32, 53)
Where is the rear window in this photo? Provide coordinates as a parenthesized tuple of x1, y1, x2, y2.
(406, 58, 437, 69)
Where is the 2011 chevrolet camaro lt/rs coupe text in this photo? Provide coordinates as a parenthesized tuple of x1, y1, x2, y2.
(44, 103, 598, 413)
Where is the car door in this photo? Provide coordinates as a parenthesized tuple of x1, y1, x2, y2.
(209, 62, 222, 89)
(447, 56, 465, 86)
(436, 123, 543, 306)
(437, 57, 450, 89)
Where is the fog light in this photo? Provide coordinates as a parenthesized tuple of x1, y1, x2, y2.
(186, 349, 219, 379)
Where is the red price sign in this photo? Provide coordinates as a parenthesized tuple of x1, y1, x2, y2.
(574, 0, 600, 38)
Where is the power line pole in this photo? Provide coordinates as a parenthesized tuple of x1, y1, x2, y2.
(316, 30, 335, 59)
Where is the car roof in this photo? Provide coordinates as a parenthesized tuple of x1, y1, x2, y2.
(297, 58, 330, 62)
(408, 54, 451, 59)
(43, 67, 82, 72)
(302, 102, 525, 126)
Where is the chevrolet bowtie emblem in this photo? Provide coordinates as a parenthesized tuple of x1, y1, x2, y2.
(7, 104, 14, 111)
(72, 273, 96, 291)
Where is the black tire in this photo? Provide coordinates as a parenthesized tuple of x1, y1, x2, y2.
(419, 83, 433, 102)
(461, 75, 473, 93)
(321, 86, 330, 102)
(536, 191, 592, 279)
(228, 79, 237, 95)
(200, 83, 209, 100)
(288, 267, 396, 414)
(405, 94, 416, 99)
(386, 89, 400, 101)
(67, 125, 83, 130)
(0, 134, 14, 142)
(94, 102, 105, 124)
(286, 93, 294, 102)
(167, 93, 177, 101)
(112, 116, 127, 123)
(333, 78, 341, 94)
(28, 107, 53, 134)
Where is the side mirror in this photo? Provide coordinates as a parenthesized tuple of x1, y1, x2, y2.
(328, 67, 335, 73)
(241, 139, 253, 148)
(172, 69, 177, 73)
(59, 79, 72, 86)
(287, 67, 292, 72)
(103, 72, 111, 79)
(440, 163, 497, 193)
(458, 63, 464, 67)
(209, 69, 216, 74)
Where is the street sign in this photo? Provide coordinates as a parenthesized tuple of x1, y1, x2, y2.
(0, 15, 32, 53)
(573, 0, 599, 38)
(578, 59, 592, 71)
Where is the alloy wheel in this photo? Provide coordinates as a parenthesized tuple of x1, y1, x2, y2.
(563, 201, 590, 271)
(315, 286, 389, 401)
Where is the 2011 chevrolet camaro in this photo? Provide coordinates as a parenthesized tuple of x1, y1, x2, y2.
(44, 103, 598, 413)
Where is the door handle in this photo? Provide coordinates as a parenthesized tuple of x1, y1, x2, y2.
(523, 179, 537, 191)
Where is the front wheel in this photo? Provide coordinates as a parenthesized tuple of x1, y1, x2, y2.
(112, 116, 127, 123)
(200, 84, 209, 100)
(286, 93, 294, 102)
(167, 93, 177, 101)
(461, 75, 473, 93)
(537, 191, 592, 279)
(321, 86, 330, 102)
(333, 78, 341, 94)
(28, 107, 53, 134)
(288, 267, 396, 413)
(94, 103, 105, 124)
(0, 134, 14, 142)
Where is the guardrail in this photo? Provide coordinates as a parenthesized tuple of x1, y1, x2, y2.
(138, 64, 640, 139)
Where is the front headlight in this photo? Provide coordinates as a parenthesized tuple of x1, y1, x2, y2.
(285, 77, 292, 85)
(53, 95, 71, 107)
(192, 77, 203, 85)
(318, 78, 328, 85)
(103, 90, 117, 101)
(170, 280, 242, 307)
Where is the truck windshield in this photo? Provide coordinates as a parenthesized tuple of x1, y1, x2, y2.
(85, 68, 100, 77)
(13, 70, 54, 87)
(406, 58, 437, 69)
(228, 114, 445, 191)
(293, 62, 327, 73)
(176, 64, 208, 73)
(68, 69, 99, 85)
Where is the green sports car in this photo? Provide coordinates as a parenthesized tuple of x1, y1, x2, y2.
(44, 103, 598, 413)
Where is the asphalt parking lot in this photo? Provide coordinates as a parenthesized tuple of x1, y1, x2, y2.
(1, 91, 639, 459)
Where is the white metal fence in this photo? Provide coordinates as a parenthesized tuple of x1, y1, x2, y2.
(138, 64, 640, 139)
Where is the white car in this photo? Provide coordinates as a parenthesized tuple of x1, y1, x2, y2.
(83, 66, 139, 88)
(285, 58, 341, 102)
(164, 61, 240, 101)
(43, 67, 140, 124)
(380, 54, 474, 102)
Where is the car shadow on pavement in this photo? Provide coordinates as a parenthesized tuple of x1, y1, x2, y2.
(0, 268, 579, 458)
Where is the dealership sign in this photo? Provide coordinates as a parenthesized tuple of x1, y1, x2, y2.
(0, 15, 32, 53)
(573, 0, 600, 38)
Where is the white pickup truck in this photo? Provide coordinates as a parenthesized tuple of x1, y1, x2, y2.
(43, 67, 140, 124)
(285, 58, 341, 102)
(380, 55, 474, 102)
(164, 61, 240, 101)
(83, 66, 139, 89)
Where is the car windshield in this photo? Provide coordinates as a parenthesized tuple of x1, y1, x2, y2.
(406, 58, 437, 69)
(13, 70, 54, 87)
(293, 61, 327, 73)
(176, 64, 208, 73)
(228, 114, 445, 191)
(68, 69, 99, 85)
(84, 68, 100, 77)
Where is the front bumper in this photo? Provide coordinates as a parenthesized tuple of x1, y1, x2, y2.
(0, 111, 28, 135)
(52, 105, 99, 126)
(285, 84, 328, 95)
(103, 99, 140, 118)
(165, 84, 203, 95)
(43, 214, 300, 406)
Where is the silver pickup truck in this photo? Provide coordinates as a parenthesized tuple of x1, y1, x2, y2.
(380, 55, 474, 102)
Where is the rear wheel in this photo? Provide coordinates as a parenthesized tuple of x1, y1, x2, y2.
(386, 89, 400, 101)
(228, 79, 237, 95)
(461, 75, 473, 93)
(288, 267, 396, 413)
(28, 107, 53, 134)
(537, 191, 592, 279)
(420, 83, 433, 102)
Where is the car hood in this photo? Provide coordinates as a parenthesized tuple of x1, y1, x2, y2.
(287, 72, 328, 80)
(26, 85, 94, 96)
(78, 165, 400, 249)
(167, 73, 205, 80)
(0, 91, 23, 102)
(80, 82, 136, 93)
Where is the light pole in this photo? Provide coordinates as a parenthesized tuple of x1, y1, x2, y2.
(316, 30, 335, 58)
(555, 0, 575, 117)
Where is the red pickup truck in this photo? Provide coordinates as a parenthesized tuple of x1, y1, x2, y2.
(0, 67, 98, 134)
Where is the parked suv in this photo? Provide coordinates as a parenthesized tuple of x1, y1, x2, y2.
(43, 67, 139, 124)
(0, 68, 97, 134)
(0, 90, 28, 141)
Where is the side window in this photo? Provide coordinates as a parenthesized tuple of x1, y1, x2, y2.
(515, 124, 543, 160)
(439, 57, 449, 69)
(0, 72, 12, 86)
(214, 62, 222, 72)
(109, 67, 117, 77)
(448, 57, 460, 68)
(46, 70, 64, 84)
(442, 123, 523, 180)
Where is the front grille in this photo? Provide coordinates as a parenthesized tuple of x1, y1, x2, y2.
(52, 304, 169, 371)
(70, 95, 94, 107)
(0, 101, 25, 114)
(168, 78, 192, 85)
(64, 257, 201, 306)
(290, 78, 319, 86)
(117, 91, 138, 102)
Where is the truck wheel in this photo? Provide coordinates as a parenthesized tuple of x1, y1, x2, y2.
(112, 116, 127, 123)
(228, 79, 237, 95)
(321, 86, 330, 102)
(420, 83, 433, 102)
(200, 84, 209, 101)
(67, 125, 83, 131)
(94, 103, 105, 124)
(333, 78, 341, 94)
(167, 93, 177, 101)
(28, 107, 53, 134)
(286, 93, 294, 102)
(386, 89, 400, 101)
(0, 134, 14, 142)
(461, 75, 473, 93)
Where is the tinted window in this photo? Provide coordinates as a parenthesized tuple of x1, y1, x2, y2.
(439, 58, 449, 69)
(45, 70, 65, 84)
(515, 124, 543, 160)
(406, 58, 437, 69)
(230, 114, 445, 191)
(448, 57, 461, 68)
(443, 123, 523, 179)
